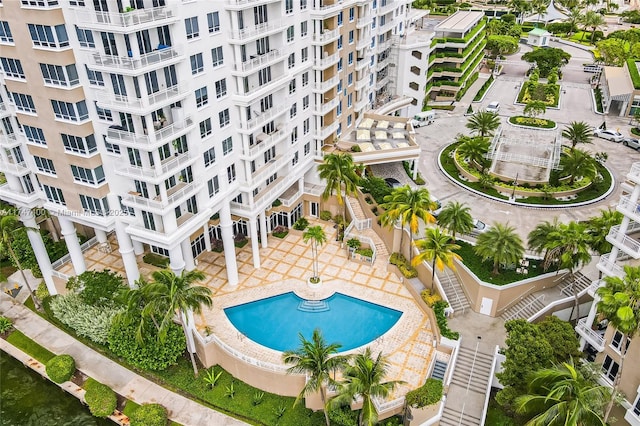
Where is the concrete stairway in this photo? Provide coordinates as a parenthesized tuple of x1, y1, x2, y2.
(431, 360, 448, 381)
(438, 268, 471, 314)
(500, 293, 546, 322)
(440, 407, 483, 426)
(345, 197, 389, 269)
(559, 271, 591, 297)
(450, 346, 493, 394)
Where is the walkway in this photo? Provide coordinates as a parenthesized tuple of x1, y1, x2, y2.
(0, 294, 247, 426)
(453, 72, 491, 116)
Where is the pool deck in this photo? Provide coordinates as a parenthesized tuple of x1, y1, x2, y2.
(54, 221, 436, 399)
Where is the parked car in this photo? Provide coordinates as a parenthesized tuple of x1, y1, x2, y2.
(594, 129, 624, 142)
(431, 199, 442, 217)
(411, 111, 436, 128)
(623, 137, 640, 150)
(485, 101, 500, 113)
(384, 177, 402, 189)
(469, 219, 490, 237)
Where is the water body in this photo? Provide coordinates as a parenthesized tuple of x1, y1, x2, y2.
(0, 352, 112, 426)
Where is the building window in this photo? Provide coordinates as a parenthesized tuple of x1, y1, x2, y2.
(195, 87, 208, 107)
(292, 151, 299, 166)
(303, 95, 309, 110)
(207, 12, 220, 33)
(211, 46, 224, 67)
(85, 66, 104, 86)
(190, 53, 204, 74)
(222, 137, 233, 155)
(337, 101, 342, 116)
(611, 330, 631, 354)
(289, 79, 296, 94)
(34, 156, 56, 175)
(142, 212, 156, 231)
(285, 0, 293, 13)
(291, 127, 298, 144)
(23, 125, 46, 145)
(43, 184, 65, 205)
(0, 58, 25, 79)
(185, 17, 199, 39)
(338, 36, 343, 49)
(287, 26, 294, 42)
(219, 109, 230, 127)
(51, 100, 88, 121)
(80, 195, 109, 216)
(349, 7, 355, 21)
(10, 92, 36, 114)
(208, 176, 220, 197)
(62, 134, 97, 155)
(203, 147, 216, 167)
(304, 141, 311, 155)
(347, 114, 352, 127)
(337, 80, 342, 92)
(104, 138, 120, 155)
(301, 0, 307, 9)
(301, 21, 308, 37)
(227, 164, 236, 183)
(302, 72, 309, 86)
(348, 93, 353, 107)
(348, 52, 353, 65)
(71, 165, 105, 185)
(215, 79, 227, 98)
(301, 47, 308, 62)
(288, 53, 295, 69)
(200, 118, 212, 138)
(28, 24, 69, 48)
(338, 11, 343, 26)
(95, 102, 112, 121)
(338, 58, 343, 71)
(303, 118, 310, 135)
(0, 21, 14, 43)
(633, 394, 640, 417)
(258, 66, 271, 85)
(348, 72, 353, 86)
(75, 26, 94, 47)
(602, 355, 619, 383)
(40, 63, 78, 87)
(290, 103, 297, 118)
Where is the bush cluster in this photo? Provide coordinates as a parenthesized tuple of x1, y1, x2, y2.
(45, 354, 76, 384)
(66, 270, 126, 307)
(143, 253, 170, 268)
(292, 217, 309, 231)
(389, 252, 418, 278)
(405, 378, 444, 408)
(35, 281, 49, 301)
(272, 226, 288, 238)
(0, 316, 13, 334)
(433, 301, 460, 340)
(420, 289, 442, 307)
(319, 210, 333, 221)
(129, 403, 168, 426)
(49, 293, 123, 344)
(84, 378, 117, 418)
(509, 116, 556, 129)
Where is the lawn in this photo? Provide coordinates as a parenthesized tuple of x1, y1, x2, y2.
(517, 83, 560, 108)
(6, 329, 55, 363)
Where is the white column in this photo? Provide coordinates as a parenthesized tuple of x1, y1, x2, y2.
(181, 310, 196, 354)
(94, 229, 108, 244)
(181, 238, 195, 271)
(169, 245, 185, 276)
(220, 203, 239, 286)
(58, 216, 86, 275)
(20, 212, 56, 295)
(259, 211, 268, 249)
(203, 224, 212, 251)
(249, 217, 260, 269)
(114, 220, 140, 287)
(132, 240, 144, 256)
(412, 160, 418, 180)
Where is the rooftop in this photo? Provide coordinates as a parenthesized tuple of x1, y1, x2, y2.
(604, 65, 633, 97)
(528, 27, 550, 36)
(434, 10, 484, 32)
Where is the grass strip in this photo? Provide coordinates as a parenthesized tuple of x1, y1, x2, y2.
(6, 329, 55, 363)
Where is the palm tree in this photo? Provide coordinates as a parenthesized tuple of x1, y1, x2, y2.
(437, 201, 474, 240)
(330, 348, 404, 426)
(509, 0, 532, 23)
(474, 223, 525, 275)
(318, 153, 360, 227)
(532, 0, 548, 25)
(582, 11, 605, 43)
(380, 186, 436, 261)
(456, 135, 491, 173)
(146, 269, 213, 376)
(515, 360, 610, 425)
(0, 214, 42, 310)
(585, 208, 623, 256)
(562, 121, 593, 151)
(413, 227, 461, 292)
(566, 7, 583, 37)
(465, 111, 500, 138)
(116, 277, 163, 343)
(560, 149, 597, 185)
(596, 265, 640, 422)
(527, 218, 561, 269)
(523, 100, 547, 118)
(282, 329, 349, 426)
(303, 225, 327, 282)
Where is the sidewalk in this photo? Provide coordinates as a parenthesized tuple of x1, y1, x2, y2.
(453, 72, 491, 116)
(0, 293, 247, 426)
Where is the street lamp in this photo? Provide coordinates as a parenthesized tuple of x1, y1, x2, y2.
(511, 172, 519, 201)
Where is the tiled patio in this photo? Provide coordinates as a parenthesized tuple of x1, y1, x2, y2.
(54, 220, 436, 397)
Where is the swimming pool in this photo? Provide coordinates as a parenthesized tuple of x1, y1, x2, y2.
(224, 292, 402, 352)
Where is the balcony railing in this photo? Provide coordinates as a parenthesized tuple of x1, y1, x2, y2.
(357, 17, 372, 28)
(0, 133, 20, 148)
(617, 196, 640, 220)
(239, 104, 288, 131)
(596, 253, 625, 279)
(355, 97, 370, 111)
(314, 53, 340, 69)
(311, 1, 345, 17)
(122, 181, 200, 212)
(315, 97, 339, 115)
(229, 20, 284, 41)
(377, 1, 396, 14)
(246, 127, 288, 159)
(576, 318, 605, 351)
(89, 46, 181, 73)
(606, 225, 640, 259)
(587, 279, 604, 298)
(0, 184, 41, 206)
(106, 116, 193, 147)
(72, 5, 178, 30)
(239, 73, 288, 98)
(314, 76, 340, 92)
(628, 162, 640, 184)
(97, 83, 188, 113)
(317, 121, 339, 139)
(250, 153, 291, 185)
(357, 38, 371, 51)
(114, 152, 193, 180)
(0, 160, 29, 175)
(356, 59, 369, 71)
(312, 28, 340, 44)
(235, 49, 284, 73)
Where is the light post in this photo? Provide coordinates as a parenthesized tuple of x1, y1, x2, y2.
(511, 172, 519, 202)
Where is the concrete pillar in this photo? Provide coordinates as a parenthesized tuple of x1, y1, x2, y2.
(20, 212, 56, 295)
(259, 211, 268, 249)
(181, 238, 195, 271)
(182, 310, 196, 354)
(94, 229, 108, 244)
(58, 216, 86, 275)
(203, 224, 212, 251)
(169, 244, 185, 275)
(249, 217, 260, 269)
(412, 160, 418, 180)
(132, 239, 144, 256)
(220, 203, 239, 286)
(114, 220, 140, 287)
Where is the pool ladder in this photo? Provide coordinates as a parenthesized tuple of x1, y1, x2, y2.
(297, 300, 330, 312)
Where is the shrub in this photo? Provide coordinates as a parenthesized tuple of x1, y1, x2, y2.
(35, 281, 49, 301)
(49, 294, 123, 344)
(433, 301, 460, 340)
(0, 316, 13, 334)
(346, 238, 361, 250)
(355, 248, 374, 258)
(272, 226, 288, 238)
(211, 239, 224, 252)
(359, 175, 392, 204)
(45, 354, 76, 384)
(509, 116, 556, 129)
(66, 270, 126, 307)
(389, 252, 418, 278)
(328, 405, 359, 426)
(129, 403, 168, 426)
(234, 233, 248, 248)
(292, 217, 309, 231)
(271, 199, 282, 207)
(420, 289, 442, 307)
(320, 210, 333, 221)
(351, 145, 361, 152)
(143, 253, 170, 268)
(405, 378, 443, 408)
(84, 378, 117, 418)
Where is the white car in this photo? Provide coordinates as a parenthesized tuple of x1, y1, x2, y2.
(485, 101, 500, 113)
(623, 137, 640, 150)
(469, 219, 490, 237)
(594, 129, 624, 142)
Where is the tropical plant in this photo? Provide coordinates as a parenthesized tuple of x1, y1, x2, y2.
(465, 111, 500, 138)
(203, 367, 223, 388)
(129, 403, 168, 426)
(532, 0, 548, 24)
(522, 48, 571, 77)
(282, 329, 350, 426)
(66, 270, 126, 307)
(596, 265, 640, 422)
(537, 316, 581, 363)
(329, 348, 404, 426)
(50, 293, 123, 344)
(582, 11, 606, 43)
(560, 148, 597, 185)
(523, 100, 547, 118)
(0, 316, 13, 334)
(527, 218, 562, 268)
(84, 378, 117, 418)
(413, 227, 461, 292)
(303, 225, 327, 283)
(562, 121, 593, 151)
(318, 153, 360, 226)
(456, 135, 491, 173)
(380, 186, 436, 261)
(145, 269, 213, 376)
(474, 223, 525, 275)
(565, 7, 583, 36)
(405, 378, 443, 408)
(437, 201, 474, 240)
(515, 360, 610, 426)
(585, 208, 623, 255)
(508, 0, 532, 23)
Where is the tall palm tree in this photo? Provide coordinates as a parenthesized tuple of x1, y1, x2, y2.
(330, 348, 404, 426)
(318, 153, 360, 226)
(456, 135, 491, 173)
(562, 121, 593, 152)
(380, 186, 436, 261)
(146, 269, 213, 376)
(566, 7, 583, 37)
(585, 208, 623, 256)
(437, 201, 474, 240)
(532, 0, 548, 25)
(560, 149, 597, 185)
(413, 227, 461, 292)
(0, 214, 42, 310)
(474, 223, 525, 275)
(116, 277, 163, 343)
(282, 329, 349, 426)
(515, 360, 610, 425)
(527, 218, 561, 269)
(509, 0, 532, 23)
(465, 111, 501, 138)
(303, 225, 327, 282)
(596, 265, 640, 422)
(582, 11, 605, 43)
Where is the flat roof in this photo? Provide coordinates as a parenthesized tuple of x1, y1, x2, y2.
(434, 10, 484, 32)
(604, 66, 633, 97)
(528, 27, 550, 36)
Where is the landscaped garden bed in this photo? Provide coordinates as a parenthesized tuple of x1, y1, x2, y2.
(517, 82, 560, 108)
(508, 116, 556, 129)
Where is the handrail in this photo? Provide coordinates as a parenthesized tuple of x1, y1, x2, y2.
(497, 284, 537, 316)
(437, 268, 465, 316)
(479, 345, 501, 426)
(505, 294, 545, 321)
(576, 318, 605, 348)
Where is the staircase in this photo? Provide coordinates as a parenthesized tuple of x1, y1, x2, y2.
(431, 360, 448, 381)
(440, 407, 483, 426)
(438, 268, 471, 314)
(345, 197, 389, 269)
(500, 293, 546, 321)
(559, 271, 591, 297)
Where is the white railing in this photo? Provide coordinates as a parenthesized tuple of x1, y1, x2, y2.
(51, 270, 71, 282)
(90, 46, 180, 72)
(357, 38, 371, 51)
(229, 20, 284, 41)
(311, 0, 345, 15)
(618, 196, 640, 218)
(357, 17, 372, 28)
(314, 76, 340, 92)
(114, 152, 192, 179)
(247, 128, 288, 158)
(355, 97, 369, 111)
(576, 318, 605, 350)
(0, 160, 28, 174)
(240, 104, 287, 131)
(241, 73, 288, 97)
(251, 154, 291, 184)
(167, 182, 201, 205)
(74, 5, 177, 29)
(312, 28, 339, 43)
(318, 121, 340, 139)
(155, 116, 194, 143)
(597, 253, 625, 278)
(106, 116, 193, 147)
(356, 75, 369, 90)
(378, 0, 396, 14)
(281, 190, 302, 207)
(356, 59, 368, 71)
(51, 234, 103, 270)
(372, 396, 405, 414)
(235, 49, 284, 73)
(314, 53, 339, 69)
(0, 133, 20, 147)
(607, 225, 640, 257)
(98, 83, 188, 112)
(315, 97, 339, 115)
(627, 162, 640, 183)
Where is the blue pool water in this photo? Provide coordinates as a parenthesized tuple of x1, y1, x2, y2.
(224, 292, 402, 352)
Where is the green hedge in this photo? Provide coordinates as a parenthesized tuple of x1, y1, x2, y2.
(403, 161, 426, 185)
(433, 301, 460, 340)
(473, 75, 494, 101)
(84, 378, 117, 418)
(456, 71, 479, 101)
(627, 58, 640, 89)
(405, 378, 444, 408)
(389, 252, 418, 278)
(508, 116, 556, 129)
(143, 253, 170, 268)
(45, 354, 76, 384)
(129, 403, 168, 426)
(593, 87, 604, 113)
(632, 127, 640, 137)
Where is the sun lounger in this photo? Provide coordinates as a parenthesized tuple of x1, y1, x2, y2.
(358, 142, 375, 152)
(396, 142, 409, 148)
(393, 122, 405, 129)
(359, 118, 374, 129)
(376, 120, 389, 129)
(377, 142, 392, 150)
(357, 129, 370, 140)
(392, 132, 405, 139)
(375, 130, 387, 140)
